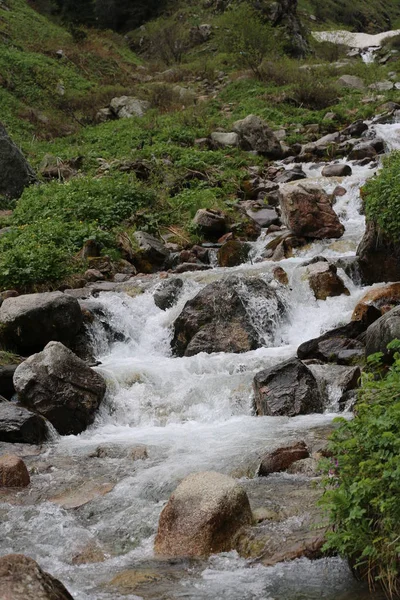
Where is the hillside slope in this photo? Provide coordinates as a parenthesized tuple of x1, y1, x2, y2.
(0, 0, 141, 143)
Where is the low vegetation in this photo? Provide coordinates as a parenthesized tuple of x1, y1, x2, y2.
(321, 343, 400, 598)
(363, 152, 400, 241)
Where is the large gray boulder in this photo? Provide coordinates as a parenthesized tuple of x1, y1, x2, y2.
(171, 275, 285, 357)
(0, 124, 36, 200)
(109, 96, 150, 119)
(279, 183, 344, 239)
(365, 306, 400, 358)
(0, 554, 74, 600)
(154, 471, 252, 557)
(0, 292, 83, 354)
(192, 209, 227, 239)
(337, 75, 365, 90)
(14, 342, 106, 435)
(233, 115, 283, 159)
(0, 402, 48, 444)
(253, 358, 323, 416)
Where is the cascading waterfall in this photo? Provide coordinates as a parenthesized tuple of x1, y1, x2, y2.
(1, 118, 399, 600)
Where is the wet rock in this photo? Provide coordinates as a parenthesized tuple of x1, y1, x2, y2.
(172, 275, 285, 357)
(321, 163, 352, 177)
(154, 278, 184, 310)
(275, 166, 307, 183)
(307, 363, 361, 408)
(0, 403, 48, 444)
(305, 261, 350, 300)
(50, 479, 115, 509)
(132, 231, 170, 273)
(279, 183, 344, 239)
(253, 358, 322, 417)
(0, 454, 30, 487)
(192, 209, 226, 239)
(14, 341, 106, 435)
(210, 131, 239, 147)
(338, 75, 365, 90)
(297, 321, 367, 364)
(108, 568, 163, 593)
(365, 306, 400, 358)
(154, 471, 252, 557)
(71, 543, 106, 565)
(357, 221, 400, 284)
(0, 123, 37, 199)
(260, 531, 326, 565)
(258, 441, 309, 476)
(264, 231, 307, 260)
(109, 96, 150, 119)
(352, 283, 400, 322)
(348, 142, 377, 161)
(273, 266, 289, 285)
(0, 292, 83, 355)
(0, 554, 74, 600)
(174, 262, 212, 274)
(341, 119, 368, 137)
(332, 185, 347, 198)
(91, 443, 148, 460)
(233, 115, 283, 159)
(217, 240, 250, 267)
(0, 364, 17, 399)
(245, 206, 280, 228)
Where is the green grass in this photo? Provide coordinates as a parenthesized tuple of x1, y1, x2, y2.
(0, 0, 140, 143)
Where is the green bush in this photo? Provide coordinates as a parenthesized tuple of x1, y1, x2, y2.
(363, 151, 400, 241)
(289, 70, 340, 109)
(0, 219, 112, 289)
(320, 341, 400, 598)
(13, 174, 155, 229)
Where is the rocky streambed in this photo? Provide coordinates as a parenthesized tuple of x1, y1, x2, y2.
(1, 105, 400, 598)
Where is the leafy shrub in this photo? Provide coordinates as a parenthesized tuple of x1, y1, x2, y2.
(216, 4, 281, 78)
(260, 58, 301, 86)
(321, 341, 400, 598)
(363, 152, 400, 241)
(0, 219, 112, 289)
(13, 174, 155, 229)
(289, 70, 339, 109)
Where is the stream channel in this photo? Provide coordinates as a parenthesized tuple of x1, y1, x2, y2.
(1, 49, 400, 600)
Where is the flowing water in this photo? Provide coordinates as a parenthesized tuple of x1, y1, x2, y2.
(1, 116, 400, 599)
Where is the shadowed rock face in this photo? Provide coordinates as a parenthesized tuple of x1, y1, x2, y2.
(171, 275, 285, 357)
(14, 341, 106, 435)
(253, 358, 323, 416)
(0, 292, 83, 355)
(154, 471, 252, 557)
(357, 221, 400, 285)
(0, 403, 48, 444)
(365, 305, 400, 358)
(0, 554, 75, 600)
(0, 124, 36, 200)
